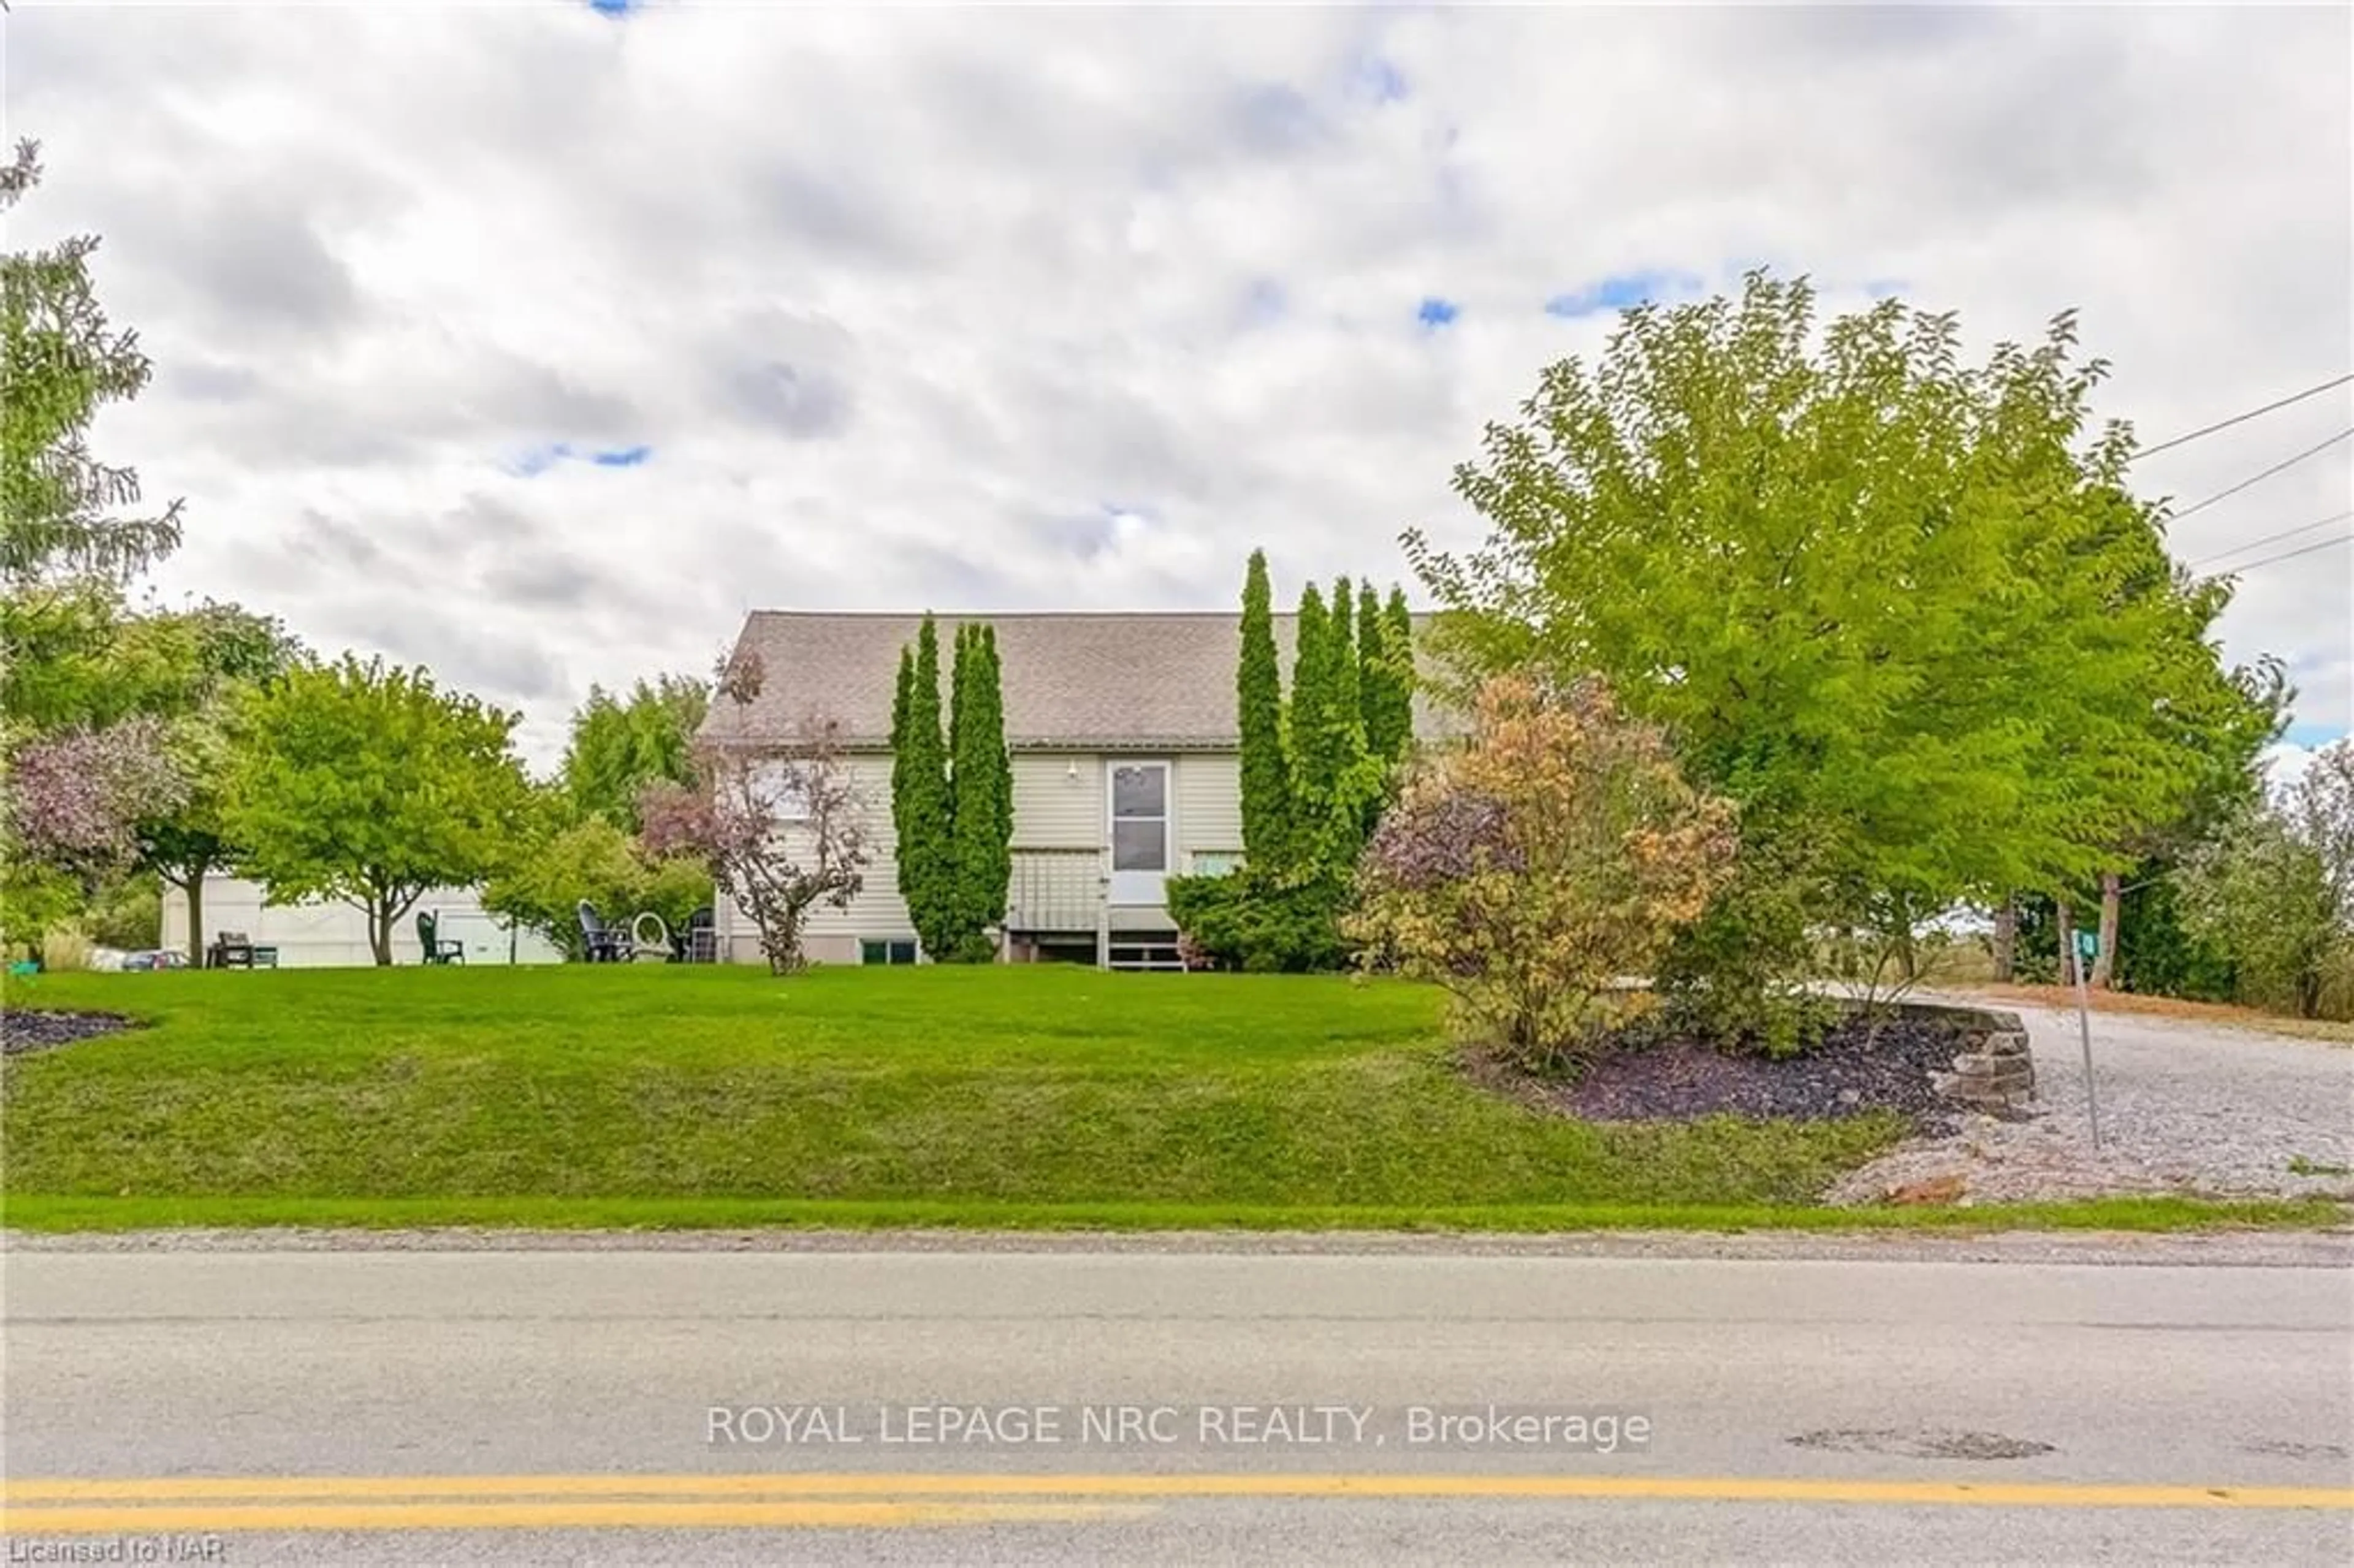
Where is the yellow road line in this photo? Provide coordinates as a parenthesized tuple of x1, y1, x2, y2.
(0, 1500, 1149, 1534)
(2, 1473, 2348, 1516)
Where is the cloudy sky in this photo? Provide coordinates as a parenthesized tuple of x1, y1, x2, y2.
(10, 2, 2351, 772)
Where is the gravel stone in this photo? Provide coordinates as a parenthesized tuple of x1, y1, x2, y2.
(1826, 993, 2354, 1205)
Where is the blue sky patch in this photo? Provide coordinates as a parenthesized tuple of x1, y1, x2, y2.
(1243, 278, 1288, 325)
(585, 0, 638, 17)
(507, 441, 650, 476)
(1545, 270, 1704, 319)
(2284, 720, 2348, 748)
(1417, 296, 1460, 329)
(1352, 54, 1409, 104)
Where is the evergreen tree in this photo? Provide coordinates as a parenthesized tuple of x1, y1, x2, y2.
(1356, 581, 1385, 748)
(1290, 582, 1335, 815)
(945, 623, 1012, 959)
(1382, 587, 1415, 755)
(889, 615, 954, 957)
(970, 621, 1016, 942)
(1360, 584, 1415, 761)
(1236, 550, 1295, 872)
(1329, 576, 1362, 758)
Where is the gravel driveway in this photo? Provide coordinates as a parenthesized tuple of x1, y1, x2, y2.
(1827, 994, 2354, 1204)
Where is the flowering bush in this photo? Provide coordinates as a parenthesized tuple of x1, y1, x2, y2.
(1348, 675, 1737, 1073)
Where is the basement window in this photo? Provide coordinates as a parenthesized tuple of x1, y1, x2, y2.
(860, 939, 918, 966)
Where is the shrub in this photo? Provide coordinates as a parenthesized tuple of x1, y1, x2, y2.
(1347, 674, 1737, 1073)
(1166, 869, 1350, 974)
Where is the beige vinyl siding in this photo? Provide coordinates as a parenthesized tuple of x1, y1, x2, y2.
(1174, 753, 1243, 864)
(1010, 752, 1103, 848)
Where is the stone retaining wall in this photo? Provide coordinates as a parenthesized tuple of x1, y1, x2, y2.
(1881, 1000, 2038, 1113)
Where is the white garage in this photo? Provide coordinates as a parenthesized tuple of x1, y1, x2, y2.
(159, 875, 566, 968)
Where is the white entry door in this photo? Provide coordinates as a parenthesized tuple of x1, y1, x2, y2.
(1107, 760, 1171, 906)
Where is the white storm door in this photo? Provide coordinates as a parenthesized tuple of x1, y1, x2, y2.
(1107, 760, 1171, 906)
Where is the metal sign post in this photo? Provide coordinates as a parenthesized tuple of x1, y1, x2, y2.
(2070, 929, 2103, 1151)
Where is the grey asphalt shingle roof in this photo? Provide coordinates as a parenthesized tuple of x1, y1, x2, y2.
(698, 610, 1455, 751)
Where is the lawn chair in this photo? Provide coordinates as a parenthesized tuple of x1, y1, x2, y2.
(417, 910, 465, 965)
(576, 900, 632, 964)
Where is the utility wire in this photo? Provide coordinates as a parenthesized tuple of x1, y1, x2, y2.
(2166, 427, 2353, 522)
(2203, 531, 2352, 576)
(2130, 373, 2354, 461)
(2185, 509, 2354, 568)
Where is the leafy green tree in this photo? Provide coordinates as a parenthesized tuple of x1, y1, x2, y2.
(559, 673, 709, 831)
(127, 603, 306, 961)
(1, 142, 181, 585)
(2177, 756, 2350, 1019)
(889, 616, 955, 957)
(222, 655, 533, 965)
(1411, 271, 2244, 1038)
(1236, 549, 1295, 873)
(483, 814, 708, 962)
(945, 623, 1013, 960)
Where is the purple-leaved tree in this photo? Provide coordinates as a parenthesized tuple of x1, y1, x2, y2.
(639, 652, 869, 975)
(6, 717, 188, 885)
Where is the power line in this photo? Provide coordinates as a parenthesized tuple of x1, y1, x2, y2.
(2203, 531, 2352, 576)
(2130, 373, 2354, 461)
(2166, 426, 2353, 522)
(2185, 509, 2354, 568)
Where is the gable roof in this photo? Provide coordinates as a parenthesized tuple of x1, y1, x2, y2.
(698, 610, 1455, 752)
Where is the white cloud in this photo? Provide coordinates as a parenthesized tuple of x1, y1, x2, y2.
(13, 2, 2351, 769)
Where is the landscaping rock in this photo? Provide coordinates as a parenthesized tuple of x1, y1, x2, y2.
(1, 1010, 137, 1058)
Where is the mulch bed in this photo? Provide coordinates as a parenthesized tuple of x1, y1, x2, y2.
(1, 1009, 140, 1059)
(1477, 1011, 1984, 1132)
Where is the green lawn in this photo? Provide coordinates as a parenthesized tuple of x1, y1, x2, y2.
(1, 965, 2337, 1233)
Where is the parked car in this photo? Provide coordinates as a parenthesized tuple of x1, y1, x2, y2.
(120, 950, 192, 972)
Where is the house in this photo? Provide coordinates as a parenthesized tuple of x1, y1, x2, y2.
(698, 610, 1447, 970)
(159, 875, 567, 968)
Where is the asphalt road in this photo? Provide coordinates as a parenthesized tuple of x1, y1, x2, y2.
(5, 1245, 2351, 1564)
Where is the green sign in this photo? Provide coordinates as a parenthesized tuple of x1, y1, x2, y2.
(2074, 930, 2100, 963)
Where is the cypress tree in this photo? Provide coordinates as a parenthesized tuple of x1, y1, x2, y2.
(947, 622, 1013, 959)
(893, 615, 954, 958)
(1290, 582, 1335, 816)
(1236, 550, 1294, 872)
(1382, 585, 1416, 757)
(978, 626, 1013, 902)
(1357, 580, 1387, 750)
(1329, 576, 1361, 756)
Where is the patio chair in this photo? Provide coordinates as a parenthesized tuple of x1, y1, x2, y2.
(576, 900, 632, 964)
(417, 910, 465, 965)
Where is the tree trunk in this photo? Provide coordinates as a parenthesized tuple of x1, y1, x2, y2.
(2092, 872, 2122, 989)
(1990, 894, 2017, 982)
(370, 899, 395, 966)
(2054, 896, 2076, 986)
(183, 875, 207, 968)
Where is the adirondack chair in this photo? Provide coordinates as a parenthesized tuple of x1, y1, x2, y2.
(417, 910, 465, 965)
(576, 900, 632, 964)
